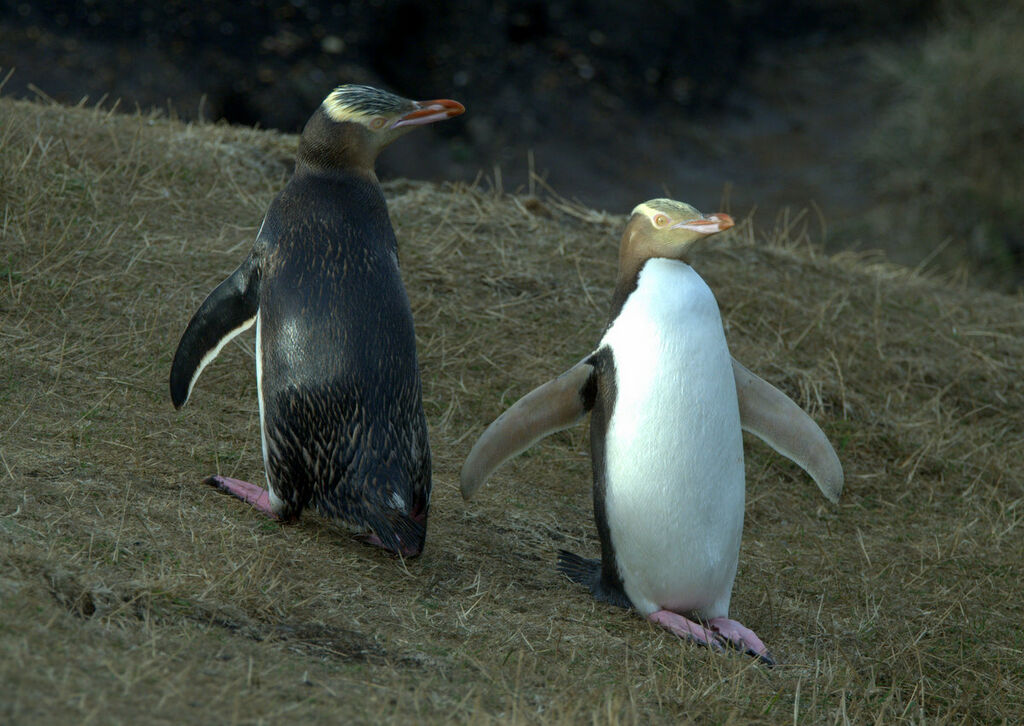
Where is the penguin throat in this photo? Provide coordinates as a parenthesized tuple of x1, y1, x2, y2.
(608, 257, 694, 329)
(298, 115, 381, 176)
(298, 137, 377, 176)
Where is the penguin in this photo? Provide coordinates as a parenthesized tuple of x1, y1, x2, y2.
(459, 199, 843, 663)
(169, 85, 465, 557)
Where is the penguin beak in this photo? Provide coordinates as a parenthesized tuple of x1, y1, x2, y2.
(671, 213, 734, 234)
(390, 99, 466, 129)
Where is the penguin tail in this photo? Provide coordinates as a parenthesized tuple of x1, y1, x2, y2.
(557, 550, 601, 586)
(556, 550, 632, 609)
(360, 510, 426, 558)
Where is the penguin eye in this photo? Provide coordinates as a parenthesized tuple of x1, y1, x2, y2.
(369, 117, 387, 130)
(654, 214, 670, 227)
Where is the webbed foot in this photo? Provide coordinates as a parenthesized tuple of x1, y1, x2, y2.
(204, 476, 280, 520)
(648, 610, 725, 652)
(708, 617, 776, 666)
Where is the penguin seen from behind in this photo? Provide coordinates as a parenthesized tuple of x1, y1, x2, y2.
(170, 85, 465, 557)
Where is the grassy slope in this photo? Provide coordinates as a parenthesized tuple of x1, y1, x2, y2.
(0, 97, 1021, 724)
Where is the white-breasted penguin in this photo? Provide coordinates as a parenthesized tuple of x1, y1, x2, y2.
(459, 199, 843, 663)
(169, 85, 465, 557)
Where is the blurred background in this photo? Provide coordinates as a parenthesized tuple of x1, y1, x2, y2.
(1, 0, 1021, 290)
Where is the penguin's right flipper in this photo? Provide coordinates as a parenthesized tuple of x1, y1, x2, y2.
(460, 359, 596, 500)
(557, 550, 632, 609)
(732, 357, 844, 503)
(169, 253, 261, 409)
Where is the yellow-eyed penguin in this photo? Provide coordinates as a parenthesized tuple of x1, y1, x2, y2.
(169, 85, 465, 557)
(460, 199, 843, 663)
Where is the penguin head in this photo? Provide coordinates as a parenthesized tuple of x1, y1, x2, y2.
(299, 84, 465, 172)
(623, 199, 734, 265)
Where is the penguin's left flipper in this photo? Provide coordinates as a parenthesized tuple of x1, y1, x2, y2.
(460, 360, 596, 500)
(169, 253, 262, 409)
(732, 357, 844, 503)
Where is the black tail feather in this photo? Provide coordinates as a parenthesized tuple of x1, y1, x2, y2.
(367, 510, 426, 557)
(557, 550, 632, 609)
(557, 550, 601, 586)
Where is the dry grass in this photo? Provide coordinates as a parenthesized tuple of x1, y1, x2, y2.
(1, 95, 1022, 724)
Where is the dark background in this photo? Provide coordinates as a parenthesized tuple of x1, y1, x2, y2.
(3, 0, 1021, 287)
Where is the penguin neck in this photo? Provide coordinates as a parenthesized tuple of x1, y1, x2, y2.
(611, 225, 684, 323)
(608, 267, 641, 327)
(608, 256, 696, 327)
(610, 225, 702, 325)
(610, 228, 645, 323)
(295, 156, 380, 186)
(297, 112, 382, 181)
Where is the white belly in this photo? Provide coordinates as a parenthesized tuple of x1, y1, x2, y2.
(601, 259, 744, 618)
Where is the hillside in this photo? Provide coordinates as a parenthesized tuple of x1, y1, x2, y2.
(0, 98, 1021, 723)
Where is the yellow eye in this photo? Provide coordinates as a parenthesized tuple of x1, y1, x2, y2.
(654, 214, 670, 227)
(369, 117, 387, 129)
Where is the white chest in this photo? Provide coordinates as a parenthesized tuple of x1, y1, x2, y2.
(599, 259, 745, 616)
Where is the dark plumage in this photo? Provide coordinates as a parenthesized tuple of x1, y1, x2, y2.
(169, 85, 464, 556)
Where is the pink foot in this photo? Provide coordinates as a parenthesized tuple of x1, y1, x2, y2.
(204, 476, 280, 520)
(708, 617, 776, 665)
(648, 610, 724, 652)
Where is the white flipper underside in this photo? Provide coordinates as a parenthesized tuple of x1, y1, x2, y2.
(459, 360, 593, 500)
(182, 315, 256, 406)
(732, 358, 844, 503)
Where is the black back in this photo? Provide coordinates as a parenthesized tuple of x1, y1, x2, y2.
(258, 167, 430, 551)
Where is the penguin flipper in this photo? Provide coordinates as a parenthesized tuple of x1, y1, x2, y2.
(460, 360, 596, 500)
(556, 550, 632, 609)
(732, 357, 844, 503)
(169, 254, 261, 409)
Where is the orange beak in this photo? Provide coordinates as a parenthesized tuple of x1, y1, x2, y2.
(671, 213, 734, 234)
(391, 99, 466, 128)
